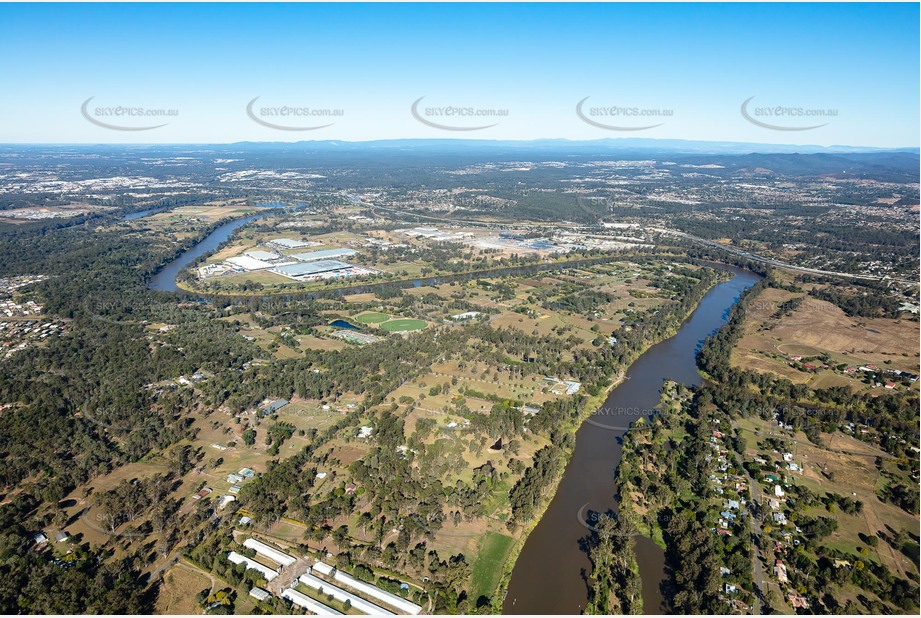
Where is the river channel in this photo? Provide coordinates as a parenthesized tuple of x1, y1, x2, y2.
(503, 267, 760, 614)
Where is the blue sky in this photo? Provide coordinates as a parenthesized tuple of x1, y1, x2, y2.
(1, 2, 918, 146)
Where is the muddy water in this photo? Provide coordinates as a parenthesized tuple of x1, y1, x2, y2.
(503, 268, 760, 614)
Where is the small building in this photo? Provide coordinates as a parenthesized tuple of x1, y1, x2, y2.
(54, 531, 70, 543)
(192, 487, 213, 500)
(316, 471, 328, 480)
(774, 484, 785, 498)
(357, 426, 373, 439)
(450, 311, 481, 321)
(788, 592, 809, 609)
(239, 516, 253, 526)
(260, 399, 289, 415)
(229, 484, 242, 495)
(345, 483, 357, 495)
(249, 587, 271, 602)
(33, 533, 48, 545)
(774, 560, 788, 583)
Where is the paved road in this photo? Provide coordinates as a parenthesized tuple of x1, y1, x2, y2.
(738, 460, 765, 615)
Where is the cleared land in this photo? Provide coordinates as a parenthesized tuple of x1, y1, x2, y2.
(731, 287, 920, 392)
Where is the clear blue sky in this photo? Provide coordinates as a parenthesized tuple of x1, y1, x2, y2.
(1, 2, 917, 146)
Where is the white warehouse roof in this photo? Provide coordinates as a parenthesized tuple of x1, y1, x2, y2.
(290, 248, 358, 261)
(245, 250, 279, 261)
(268, 238, 314, 248)
(272, 259, 352, 278)
(227, 255, 274, 271)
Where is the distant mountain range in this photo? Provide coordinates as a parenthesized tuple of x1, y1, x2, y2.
(224, 138, 919, 156)
(3, 138, 918, 156)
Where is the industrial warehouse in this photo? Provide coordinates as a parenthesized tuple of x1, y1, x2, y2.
(271, 258, 376, 281)
(198, 242, 375, 282)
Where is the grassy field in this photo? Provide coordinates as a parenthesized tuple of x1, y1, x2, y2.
(155, 563, 212, 614)
(379, 318, 427, 332)
(469, 532, 516, 603)
(353, 312, 390, 324)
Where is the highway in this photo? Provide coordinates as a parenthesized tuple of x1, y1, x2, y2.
(651, 227, 918, 287)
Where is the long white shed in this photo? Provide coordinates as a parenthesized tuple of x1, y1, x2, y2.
(298, 572, 393, 615)
(243, 538, 297, 567)
(312, 561, 421, 615)
(281, 588, 343, 615)
(227, 551, 278, 581)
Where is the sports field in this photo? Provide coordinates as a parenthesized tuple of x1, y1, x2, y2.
(353, 312, 390, 324)
(379, 318, 427, 332)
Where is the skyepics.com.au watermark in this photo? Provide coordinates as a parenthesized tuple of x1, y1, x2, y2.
(81, 97, 178, 131)
(577, 504, 674, 535)
(411, 96, 508, 131)
(583, 405, 657, 432)
(740, 96, 837, 131)
(741, 297, 841, 326)
(576, 96, 673, 131)
(246, 97, 344, 131)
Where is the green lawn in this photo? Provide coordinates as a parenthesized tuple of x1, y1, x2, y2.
(469, 531, 515, 603)
(379, 318, 427, 332)
(353, 312, 390, 324)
